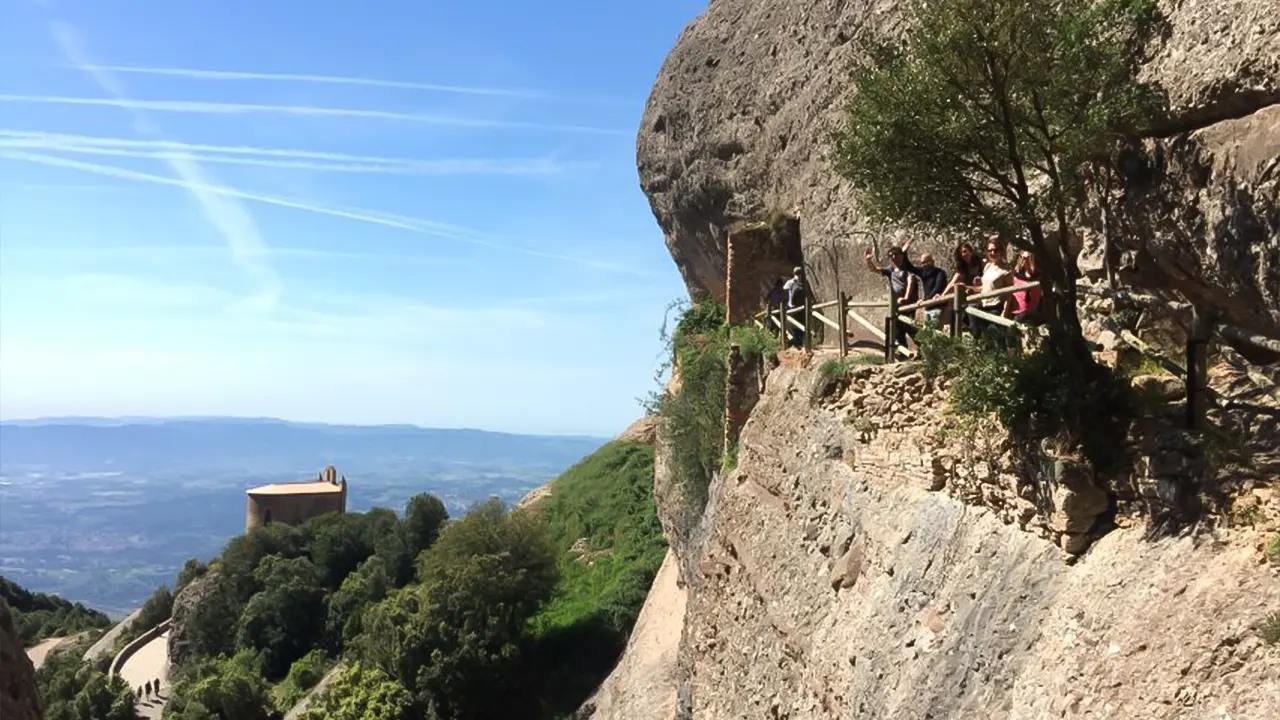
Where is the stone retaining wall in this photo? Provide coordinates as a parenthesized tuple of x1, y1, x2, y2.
(108, 618, 171, 680)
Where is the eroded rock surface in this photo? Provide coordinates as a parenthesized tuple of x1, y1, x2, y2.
(670, 366, 1280, 719)
(1, 597, 43, 720)
(166, 569, 227, 670)
(577, 549, 686, 720)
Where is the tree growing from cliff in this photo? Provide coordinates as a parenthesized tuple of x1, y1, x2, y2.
(833, 0, 1159, 456)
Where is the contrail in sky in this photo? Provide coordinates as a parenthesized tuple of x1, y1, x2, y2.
(0, 130, 581, 176)
(74, 64, 551, 99)
(48, 21, 282, 310)
(0, 150, 655, 276)
(70, 64, 635, 107)
(0, 94, 631, 136)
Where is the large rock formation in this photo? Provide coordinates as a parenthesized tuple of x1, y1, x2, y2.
(638, 0, 1279, 334)
(0, 597, 43, 720)
(646, 362, 1280, 719)
(577, 549, 686, 720)
(166, 569, 227, 670)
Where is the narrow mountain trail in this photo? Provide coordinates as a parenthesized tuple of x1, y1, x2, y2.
(25, 635, 71, 669)
(118, 629, 170, 719)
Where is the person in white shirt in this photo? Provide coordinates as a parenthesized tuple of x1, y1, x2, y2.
(974, 239, 1013, 338)
(782, 267, 806, 347)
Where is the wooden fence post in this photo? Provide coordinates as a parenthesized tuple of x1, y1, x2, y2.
(837, 291, 849, 358)
(951, 286, 966, 338)
(886, 284, 899, 361)
(777, 306, 787, 351)
(803, 292, 813, 351)
(883, 316, 894, 363)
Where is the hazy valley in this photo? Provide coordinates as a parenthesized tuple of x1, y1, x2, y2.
(0, 417, 604, 616)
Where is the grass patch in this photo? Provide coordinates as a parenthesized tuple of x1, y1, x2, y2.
(818, 358, 853, 380)
(1266, 534, 1280, 565)
(525, 440, 666, 717)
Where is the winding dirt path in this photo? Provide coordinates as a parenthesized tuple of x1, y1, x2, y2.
(118, 629, 170, 719)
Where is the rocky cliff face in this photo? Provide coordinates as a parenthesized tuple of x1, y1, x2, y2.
(1, 597, 43, 720)
(643, 361, 1280, 719)
(167, 569, 226, 670)
(638, 0, 1279, 335)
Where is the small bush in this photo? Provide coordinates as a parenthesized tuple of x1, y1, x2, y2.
(916, 325, 1132, 468)
(721, 442, 739, 473)
(1261, 612, 1280, 645)
(731, 324, 777, 364)
(818, 358, 852, 381)
(274, 648, 331, 712)
(1265, 534, 1280, 565)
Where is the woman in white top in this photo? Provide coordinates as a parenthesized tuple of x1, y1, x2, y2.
(974, 239, 1013, 336)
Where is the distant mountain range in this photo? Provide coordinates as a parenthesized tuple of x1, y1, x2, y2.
(0, 417, 607, 474)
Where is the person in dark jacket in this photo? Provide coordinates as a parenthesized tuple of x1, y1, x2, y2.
(914, 252, 950, 327)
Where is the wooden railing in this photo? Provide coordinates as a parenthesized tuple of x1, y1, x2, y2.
(752, 280, 1280, 431)
(753, 280, 1043, 361)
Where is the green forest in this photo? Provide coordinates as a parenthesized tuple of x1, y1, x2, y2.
(1, 576, 113, 646)
(29, 438, 664, 720)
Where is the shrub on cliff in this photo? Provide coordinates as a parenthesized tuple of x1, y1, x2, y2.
(297, 664, 410, 720)
(647, 300, 773, 508)
(833, 0, 1161, 460)
(916, 324, 1131, 466)
(111, 584, 174, 654)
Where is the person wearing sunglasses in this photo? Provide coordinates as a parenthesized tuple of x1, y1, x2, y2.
(974, 239, 1014, 337)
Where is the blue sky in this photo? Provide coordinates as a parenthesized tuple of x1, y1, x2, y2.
(0, 0, 703, 436)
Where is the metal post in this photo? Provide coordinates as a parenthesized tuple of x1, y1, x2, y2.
(837, 291, 849, 358)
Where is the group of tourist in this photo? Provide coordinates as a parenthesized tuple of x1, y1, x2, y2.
(135, 678, 163, 703)
(863, 236, 1042, 348)
(764, 236, 1042, 350)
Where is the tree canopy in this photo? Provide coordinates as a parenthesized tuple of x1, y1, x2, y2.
(833, 0, 1161, 351)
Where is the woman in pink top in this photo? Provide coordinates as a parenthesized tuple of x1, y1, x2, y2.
(1010, 251, 1042, 323)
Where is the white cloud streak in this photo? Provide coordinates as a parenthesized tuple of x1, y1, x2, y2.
(0, 150, 655, 276)
(74, 64, 550, 99)
(48, 21, 282, 310)
(0, 94, 630, 136)
(0, 130, 586, 176)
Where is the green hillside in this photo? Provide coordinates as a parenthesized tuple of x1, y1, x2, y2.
(0, 576, 112, 646)
(30, 437, 667, 720)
